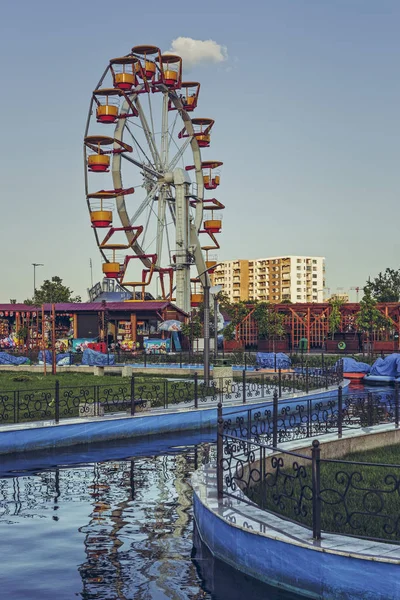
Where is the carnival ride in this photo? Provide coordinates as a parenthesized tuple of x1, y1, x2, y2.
(84, 45, 224, 313)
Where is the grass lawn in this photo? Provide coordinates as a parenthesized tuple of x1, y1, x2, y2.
(0, 370, 219, 425)
(0, 371, 134, 392)
(246, 443, 400, 543)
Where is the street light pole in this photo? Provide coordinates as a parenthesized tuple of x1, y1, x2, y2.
(214, 294, 218, 360)
(196, 264, 223, 387)
(32, 263, 44, 297)
(203, 284, 210, 385)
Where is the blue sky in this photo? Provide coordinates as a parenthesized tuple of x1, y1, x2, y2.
(1, 0, 399, 302)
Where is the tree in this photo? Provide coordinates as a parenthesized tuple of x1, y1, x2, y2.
(220, 299, 250, 326)
(328, 298, 344, 340)
(356, 289, 390, 354)
(24, 276, 82, 305)
(181, 316, 202, 341)
(365, 268, 400, 303)
(252, 302, 286, 351)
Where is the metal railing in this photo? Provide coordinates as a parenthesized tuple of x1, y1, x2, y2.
(0, 368, 341, 425)
(217, 384, 400, 544)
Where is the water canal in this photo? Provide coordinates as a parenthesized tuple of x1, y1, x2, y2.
(0, 432, 301, 600)
(0, 383, 387, 599)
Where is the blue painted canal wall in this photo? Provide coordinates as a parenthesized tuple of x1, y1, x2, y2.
(0, 385, 347, 455)
(193, 493, 400, 600)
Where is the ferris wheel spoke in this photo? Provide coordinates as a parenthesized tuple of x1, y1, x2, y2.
(121, 152, 161, 180)
(168, 137, 191, 171)
(125, 122, 155, 168)
(135, 98, 162, 170)
(129, 181, 161, 226)
(168, 112, 179, 152)
(156, 185, 168, 267)
(161, 92, 169, 170)
(141, 197, 157, 251)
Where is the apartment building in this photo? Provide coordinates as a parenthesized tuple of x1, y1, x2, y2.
(212, 256, 325, 303)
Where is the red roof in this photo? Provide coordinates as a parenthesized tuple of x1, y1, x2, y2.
(0, 301, 188, 316)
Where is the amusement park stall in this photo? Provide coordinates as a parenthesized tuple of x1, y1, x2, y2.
(0, 301, 187, 352)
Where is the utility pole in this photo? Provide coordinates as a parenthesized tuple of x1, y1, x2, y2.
(350, 287, 361, 302)
(89, 258, 93, 288)
(32, 263, 44, 298)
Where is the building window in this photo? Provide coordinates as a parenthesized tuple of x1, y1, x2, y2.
(313, 274, 317, 278)
(297, 295, 301, 299)
(313, 260, 317, 264)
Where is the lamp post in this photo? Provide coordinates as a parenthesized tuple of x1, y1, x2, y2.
(32, 263, 44, 297)
(211, 284, 223, 360)
(197, 264, 223, 386)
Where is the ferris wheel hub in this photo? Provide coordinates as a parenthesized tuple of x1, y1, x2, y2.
(162, 172, 174, 184)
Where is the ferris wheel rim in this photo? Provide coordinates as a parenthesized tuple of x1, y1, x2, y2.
(84, 50, 221, 308)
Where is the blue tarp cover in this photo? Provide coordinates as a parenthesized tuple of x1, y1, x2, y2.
(339, 357, 371, 374)
(0, 352, 29, 365)
(256, 352, 291, 369)
(82, 348, 115, 366)
(56, 353, 71, 365)
(38, 350, 52, 364)
(370, 354, 400, 378)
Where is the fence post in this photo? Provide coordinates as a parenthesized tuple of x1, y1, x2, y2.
(244, 353, 247, 371)
(305, 366, 309, 394)
(194, 372, 198, 409)
(278, 368, 282, 398)
(325, 367, 329, 390)
(144, 351, 147, 368)
(274, 352, 277, 373)
(14, 390, 18, 424)
(338, 385, 343, 438)
(95, 385, 99, 417)
(367, 392, 374, 427)
(312, 440, 321, 540)
(395, 382, 399, 429)
(242, 369, 246, 404)
(164, 380, 168, 409)
(306, 397, 311, 439)
(55, 380, 60, 424)
(260, 445, 266, 509)
(180, 352, 182, 369)
(272, 389, 278, 447)
(217, 403, 223, 500)
(247, 408, 252, 440)
(130, 376, 135, 416)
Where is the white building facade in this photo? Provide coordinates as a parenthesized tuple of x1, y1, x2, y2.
(212, 256, 326, 303)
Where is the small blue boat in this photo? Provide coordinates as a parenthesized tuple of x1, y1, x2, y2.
(363, 354, 400, 385)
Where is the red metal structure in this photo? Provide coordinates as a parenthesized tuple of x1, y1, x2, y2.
(235, 302, 400, 352)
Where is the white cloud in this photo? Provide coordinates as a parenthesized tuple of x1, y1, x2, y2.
(165, 37, 228, 69)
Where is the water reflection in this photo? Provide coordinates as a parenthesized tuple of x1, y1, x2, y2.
(0, 443, 306, 599)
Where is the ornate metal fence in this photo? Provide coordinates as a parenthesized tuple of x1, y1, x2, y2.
(217, 384, 400, 544)
(218, 434, 400, 544)
(0, 367, 342, 425)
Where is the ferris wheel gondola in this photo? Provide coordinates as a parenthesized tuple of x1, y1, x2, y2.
(84, 43, 224, 313)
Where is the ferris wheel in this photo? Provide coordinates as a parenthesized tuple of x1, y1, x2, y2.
(84, 44, 224, 314)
